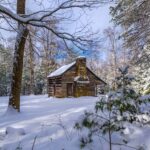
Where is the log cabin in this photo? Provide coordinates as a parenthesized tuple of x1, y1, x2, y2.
(47, 57, 107, 97)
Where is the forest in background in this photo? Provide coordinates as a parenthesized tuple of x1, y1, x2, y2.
(0, 26, 128, 96)
(0, 0, 150, 97)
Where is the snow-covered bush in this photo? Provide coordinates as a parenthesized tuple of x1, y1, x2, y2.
(6, 126, 25, 136)
(75, 66, 150, 150)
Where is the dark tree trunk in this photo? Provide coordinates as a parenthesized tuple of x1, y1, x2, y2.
(17, 0, 25, 15)
(29, 35, 35, 95)
(8, 0, 28, 112)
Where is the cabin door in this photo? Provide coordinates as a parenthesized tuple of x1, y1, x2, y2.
(53, 84, 56, 96)
(67, 83, 73, 97)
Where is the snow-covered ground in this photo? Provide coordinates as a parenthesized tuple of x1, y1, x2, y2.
(0, 95, 98, 150)
(0, 95, 150, 150)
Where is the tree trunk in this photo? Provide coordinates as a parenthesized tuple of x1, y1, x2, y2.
(29, 33, 35, 95)
(8, 0, 28, 112)
(108, 112, 112, 150)
(8, 25, 28, 112)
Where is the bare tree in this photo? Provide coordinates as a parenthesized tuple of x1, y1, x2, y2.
(103, 27, 120, 89)
(39, 25, 58, 94)
(0, 0, 106, 112)
(28, 32, 35, 95)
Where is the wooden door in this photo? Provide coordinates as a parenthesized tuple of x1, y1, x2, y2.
(53, 84, 56, 96)
(67, 83, 73, 97)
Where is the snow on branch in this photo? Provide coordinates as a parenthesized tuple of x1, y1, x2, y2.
(0, 0, 103, 47)
(0, 0, 103, 24)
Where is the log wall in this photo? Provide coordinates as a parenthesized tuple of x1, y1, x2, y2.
(48, 64, 106, 97)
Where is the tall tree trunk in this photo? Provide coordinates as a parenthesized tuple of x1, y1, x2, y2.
(29, 34, 35, 95)
(8, 0, 28, 112)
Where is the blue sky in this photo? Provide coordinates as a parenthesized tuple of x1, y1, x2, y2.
(85, 4, 112, 32)
(27, 1, 113, 32)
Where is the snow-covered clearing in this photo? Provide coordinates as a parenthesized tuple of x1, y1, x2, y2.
(0, 95, 98, 150)
(0, 95, 150, 150)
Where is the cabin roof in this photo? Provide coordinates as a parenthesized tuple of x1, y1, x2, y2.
(47, 61, 107, 85)
(47, 61, 75, 78)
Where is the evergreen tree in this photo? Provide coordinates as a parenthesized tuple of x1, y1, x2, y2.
(75, 66, 150, 150)
(110, 0, 150, 54)
(133, 44, 150, 95)
(111, 0, 150, 95)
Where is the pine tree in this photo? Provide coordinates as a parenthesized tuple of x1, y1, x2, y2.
(75, 66, 150, 150)
(111, 0, 150, 95)
(110, 0, 150, 54)
(133, 44, 150, 95)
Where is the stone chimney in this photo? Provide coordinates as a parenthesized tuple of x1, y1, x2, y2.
(75, 56, 89, 82)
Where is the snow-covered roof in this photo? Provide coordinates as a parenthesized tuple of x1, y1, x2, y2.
(47, 61, 75, 78)
(47, 58, 107, 84)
